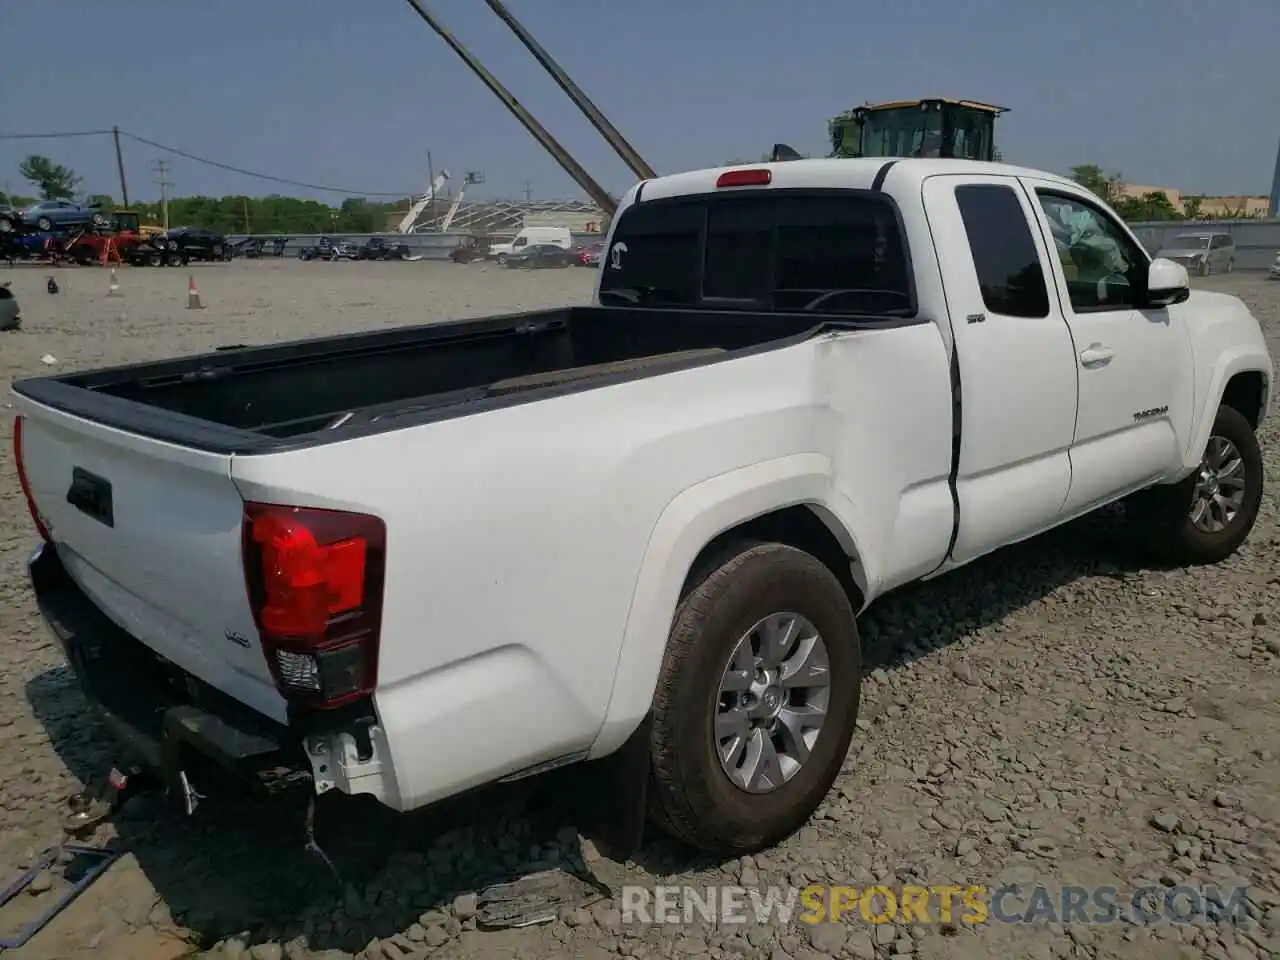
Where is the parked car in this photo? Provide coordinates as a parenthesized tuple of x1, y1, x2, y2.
(450, 245, 484, 264)
(505, 243, 576, 268)
(356, 237, 412, 261)
(574, 243, 604, 267)
(0, 205, 21, 233)
(10, 157, 1273, 860)
(487, 226, 573, 264)
(230, 237, 290, 258)
(1155, 231, 1235, 276)
(19, 200, 109, 233)
(156, 227, 228, 263)
(1269, 251, 1280, 280)
(449, 237, 488, 263)
(299, 236, 358, 261)
(123, 238, 173, 267)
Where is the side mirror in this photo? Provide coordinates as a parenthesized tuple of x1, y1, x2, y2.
(1146, 258, 1190, 307)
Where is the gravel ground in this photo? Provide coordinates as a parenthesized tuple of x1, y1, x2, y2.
(0, 260, 1277, 960)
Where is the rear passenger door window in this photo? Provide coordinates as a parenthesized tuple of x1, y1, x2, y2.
(954, 184, 1050, 318)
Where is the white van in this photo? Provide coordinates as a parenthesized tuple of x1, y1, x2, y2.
(488, 226, 573, 263)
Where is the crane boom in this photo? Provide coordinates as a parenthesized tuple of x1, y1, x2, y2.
(482, 0, 656, 182)
(401, 0, 618, 217)
(397, 170, 451, 234)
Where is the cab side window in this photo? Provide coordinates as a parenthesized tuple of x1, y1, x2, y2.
(954, 183, 1049, 318)
(1034, 191, 1147, 312)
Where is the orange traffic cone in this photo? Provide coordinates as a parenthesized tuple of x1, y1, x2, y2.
(187, 275, 203, 309)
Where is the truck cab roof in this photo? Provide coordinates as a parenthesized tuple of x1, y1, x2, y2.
(630, 157, 1080, 206)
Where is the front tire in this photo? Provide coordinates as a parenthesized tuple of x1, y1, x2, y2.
(1129, 404, 1263, 565)
(647, 542, 861, 856)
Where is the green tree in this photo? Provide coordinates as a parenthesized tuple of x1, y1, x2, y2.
(18, 154, 83, 200)
(1113, 191, 1182, 222)
(1182, 196, 1204, 219)
(1068, 164, 1121, 203)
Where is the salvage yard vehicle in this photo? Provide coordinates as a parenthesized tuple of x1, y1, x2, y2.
(0, 204, 21, 233)
(1155, 231, 1236, 277)
(356, 236, 413, 261)
(123, 238, 173, 267)
(299, 236, 358, 261)
(18, 199, 110, 233)
(504, 242, 576, 268)
(11, 157, 1273, 858)
(159, 227, 229, 264)
(229, 237, 291, 259)
(574, 242, 604, 267)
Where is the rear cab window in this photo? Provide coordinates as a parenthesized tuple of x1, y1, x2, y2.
(954, 183, 1050, 318)
(598, 190, 916, 319)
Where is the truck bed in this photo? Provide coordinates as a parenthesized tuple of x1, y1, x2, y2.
(12, 306, 824, 454)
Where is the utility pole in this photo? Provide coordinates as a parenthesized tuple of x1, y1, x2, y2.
(112, 126, 130, 208)
(522, 180, 533, 202)
(152, 159, 172, 231)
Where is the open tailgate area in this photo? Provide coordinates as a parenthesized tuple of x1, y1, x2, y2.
(14, 399, 287, 725)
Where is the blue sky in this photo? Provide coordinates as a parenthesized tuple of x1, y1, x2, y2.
(1, 0, 1275, 205)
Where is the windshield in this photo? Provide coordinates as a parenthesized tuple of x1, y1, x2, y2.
(860, 108, 943, 158)
(1169, 234, 1211, 249)
(598, 191, 915, 317)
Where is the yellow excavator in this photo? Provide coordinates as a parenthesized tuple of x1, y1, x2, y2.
(826, 98, 1007, 161)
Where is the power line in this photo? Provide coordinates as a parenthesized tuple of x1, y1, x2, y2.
(120, 131, 412, 196)
(0, 127, 418, 197)
(0, 129, 114, 140)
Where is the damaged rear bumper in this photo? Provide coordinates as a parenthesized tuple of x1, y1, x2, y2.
(28, 542, 312, 803)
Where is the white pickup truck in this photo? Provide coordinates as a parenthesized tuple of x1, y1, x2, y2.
(12, 158, 1273, 858)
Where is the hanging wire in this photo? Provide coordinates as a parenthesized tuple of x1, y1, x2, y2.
(0, 128, 417, 196)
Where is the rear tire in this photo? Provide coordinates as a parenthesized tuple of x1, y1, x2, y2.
(647, 542, 861, 856)
(1128, 404, 1263, 565)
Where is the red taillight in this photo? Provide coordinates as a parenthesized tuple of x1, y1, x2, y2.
(12, 416, 51, 544)
(242, 502, 386, 710)
(716, 168, 772, 188)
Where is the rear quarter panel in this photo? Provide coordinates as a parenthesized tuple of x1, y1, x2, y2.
(230, 324, 953, 805)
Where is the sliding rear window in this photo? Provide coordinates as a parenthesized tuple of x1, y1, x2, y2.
(598, 189, 916, 318)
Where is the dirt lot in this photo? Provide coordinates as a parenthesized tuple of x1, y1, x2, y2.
(0, 260, 1277, 960)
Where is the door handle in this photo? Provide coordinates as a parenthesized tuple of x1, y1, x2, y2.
(1079, 343, 1113, 368)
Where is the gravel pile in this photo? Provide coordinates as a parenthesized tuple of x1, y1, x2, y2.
(0, 262, 1276, 960)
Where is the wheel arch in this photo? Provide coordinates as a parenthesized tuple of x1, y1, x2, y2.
(1220, 370, 1268, 430)
(587, 454, 869, 759)
(1184, 350, 1272, 469)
